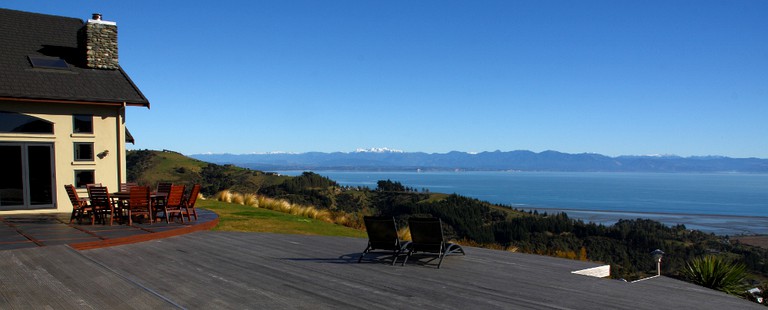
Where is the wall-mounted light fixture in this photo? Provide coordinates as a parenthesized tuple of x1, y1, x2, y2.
(97, 150, 109, 159)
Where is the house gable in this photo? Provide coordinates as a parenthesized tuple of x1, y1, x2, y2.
(0, 9, 149, 107)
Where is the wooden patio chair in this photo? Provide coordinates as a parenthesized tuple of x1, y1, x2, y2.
(181, 184, 201, 221)
(65, 184, 92, 224)
(358, 216, 410, 266)
(120, 182, 138, 192)
(126, 186, 153, 225)
(157, 185, 185, 223)
(156, 182, 172, 195)
(154, 181, 173, 208)
(402, 217, 465, 269)
(87, 185, 118, 225)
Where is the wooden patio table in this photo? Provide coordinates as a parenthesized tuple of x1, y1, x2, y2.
(111, 191, 166, 224)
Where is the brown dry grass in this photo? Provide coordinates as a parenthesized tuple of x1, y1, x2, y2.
(733, 235, 768, 249)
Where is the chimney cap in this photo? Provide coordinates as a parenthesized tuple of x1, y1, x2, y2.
(87, 13, 116, 26)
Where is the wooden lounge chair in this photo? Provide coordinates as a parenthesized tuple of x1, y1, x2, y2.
(402, 217, 465, 269)
(181, 184, 201, 221)
(157, 185, 185, 223)
(65, 184, 92, 224)
(126, 186, 153, 225)
(87, 185, 118, 225)
(358, 216, 410, 265)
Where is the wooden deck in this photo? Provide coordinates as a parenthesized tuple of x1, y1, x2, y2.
(0, 231, 760, 309)
(0, 209, 218, 251)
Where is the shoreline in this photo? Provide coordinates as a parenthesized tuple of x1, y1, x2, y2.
(520, 207, 768, 236)
(280, 170, 768, 236)
(517, 206, 768, 220)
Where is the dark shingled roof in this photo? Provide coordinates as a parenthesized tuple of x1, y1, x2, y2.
(0, 8, 149, 107)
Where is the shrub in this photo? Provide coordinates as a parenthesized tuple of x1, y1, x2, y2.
(215, 190, 357, 228)
(314, 209, 333, 223)
(398, 227, 411, 241)
(215, 190, 232, 203)
(682, 255, 749, 295)
(230, 192, 244, 205)
(243, 193, 258, 207)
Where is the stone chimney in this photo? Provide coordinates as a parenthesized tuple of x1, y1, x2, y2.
(82, 13, 118, 69)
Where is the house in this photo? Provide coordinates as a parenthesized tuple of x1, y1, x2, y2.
(0, 9, 149, 214)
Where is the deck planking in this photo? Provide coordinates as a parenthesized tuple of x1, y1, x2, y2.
(77, 231, 760, 310)
(0, 228, 761, 309)
(0, 245, 174, 309)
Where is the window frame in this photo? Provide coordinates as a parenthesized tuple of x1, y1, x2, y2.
(0, 143, 56, 210)
(72, 114, 94, 134)
(73, 142, 94, 162)
(74, 170, 95, 189)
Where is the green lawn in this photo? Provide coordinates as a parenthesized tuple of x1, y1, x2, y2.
(198, 200, 367, 238)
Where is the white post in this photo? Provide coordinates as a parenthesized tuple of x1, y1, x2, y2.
(656, 257, 662, 276)
(651, 249, 664, 276)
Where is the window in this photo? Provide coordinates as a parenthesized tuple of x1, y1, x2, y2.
(0, 111, 53, 134)
(74, 142, 94, 161)
(28, 56, 69, 70)
(75, 170, 95, 188)
(73, 115, 93, 134)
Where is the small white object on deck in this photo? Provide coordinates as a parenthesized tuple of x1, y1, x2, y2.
(572, 265, 611, 278)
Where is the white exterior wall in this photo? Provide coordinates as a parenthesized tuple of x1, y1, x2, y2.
(0, 100, 127, 214)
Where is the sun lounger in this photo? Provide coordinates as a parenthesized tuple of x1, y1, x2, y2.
(402, 217, 465, 269)
(358, 216, 410, 266)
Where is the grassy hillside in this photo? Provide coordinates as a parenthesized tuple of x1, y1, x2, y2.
(127, 150, 206, 184)
(128, 149, 366, 238)
(127, 149, 289, 196)
(199, 200, 366, 238)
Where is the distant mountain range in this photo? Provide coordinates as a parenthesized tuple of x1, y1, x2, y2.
(190, 150, 768, 173)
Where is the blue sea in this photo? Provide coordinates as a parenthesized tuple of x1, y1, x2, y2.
(277, 171, 768, 235)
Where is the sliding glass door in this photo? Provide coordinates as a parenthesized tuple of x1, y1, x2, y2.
(0, 143, 55, 210)
(0, 145, 23, 207)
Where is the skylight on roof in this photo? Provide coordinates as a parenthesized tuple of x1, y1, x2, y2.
(28, 56, 69, 70)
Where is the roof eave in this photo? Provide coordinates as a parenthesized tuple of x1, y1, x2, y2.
(0, 96, 149, 108)
(116, 66, 151, 109)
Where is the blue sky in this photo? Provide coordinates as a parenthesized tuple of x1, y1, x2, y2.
(5, 1, 767, 158)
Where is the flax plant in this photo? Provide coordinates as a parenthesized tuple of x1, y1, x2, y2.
(682, 255, 749, 295)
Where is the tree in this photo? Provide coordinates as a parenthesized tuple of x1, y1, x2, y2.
(376, 179, 406, 192)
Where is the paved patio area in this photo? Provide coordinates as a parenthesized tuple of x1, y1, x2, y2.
(0, 209, 218, 251)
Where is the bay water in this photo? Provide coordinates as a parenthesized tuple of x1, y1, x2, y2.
(277, 171, 768, 235)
